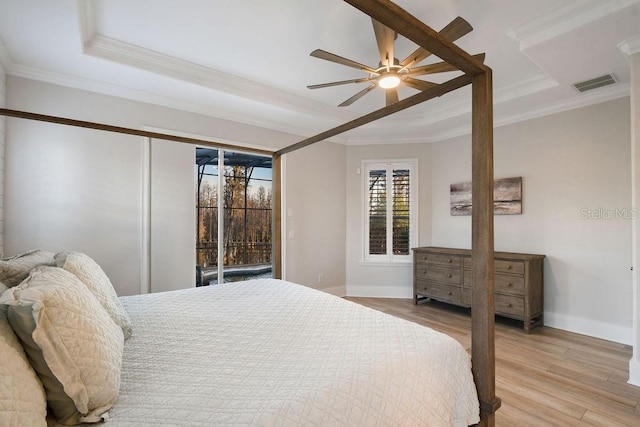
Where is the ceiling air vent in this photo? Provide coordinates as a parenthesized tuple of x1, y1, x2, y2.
(573, 74, 617, 93)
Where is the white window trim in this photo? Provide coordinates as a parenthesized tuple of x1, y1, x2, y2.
(361, 158, 418, 264)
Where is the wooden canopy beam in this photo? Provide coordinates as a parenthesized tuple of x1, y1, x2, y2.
(472, 69, 499, 426)
(275, 73, 472, 156)
(0, 108, 274, 156)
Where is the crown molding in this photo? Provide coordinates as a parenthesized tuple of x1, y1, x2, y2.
(7, 63, 348, 143)
(365, 73, 558, 130)
(84, 34, 355, 123)
(619, 35, 640, 56)
(76, 0, 97, 48)
(347, 82, 630, 145)
(75, 0, 354, 125)
(508, 0, 640, 51)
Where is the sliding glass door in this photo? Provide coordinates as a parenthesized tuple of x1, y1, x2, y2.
(195, 148, 272, 285)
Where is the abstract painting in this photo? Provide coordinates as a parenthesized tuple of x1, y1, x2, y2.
(450, 177, 522, 216)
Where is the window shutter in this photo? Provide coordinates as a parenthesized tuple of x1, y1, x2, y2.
(392, 169, 410, 255)
(368, 170, 387, 255)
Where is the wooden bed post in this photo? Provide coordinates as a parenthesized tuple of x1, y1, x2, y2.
(471, 68, 500, 426)
(273, 153, 283, 279)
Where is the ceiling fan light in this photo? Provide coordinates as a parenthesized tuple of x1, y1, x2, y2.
(378, 75, 400, 89)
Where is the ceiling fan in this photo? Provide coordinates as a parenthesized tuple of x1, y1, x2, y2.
(307, 16, 485, 107)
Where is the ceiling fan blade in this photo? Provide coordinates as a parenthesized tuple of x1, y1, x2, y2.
(372, 19, 395, 66)
(385, 87, 399, 106)
(400, 16, 473, 68)
(307, 77, 375, 89)
(310, 49, 377, 74)
(407, 53, 486, 76)
(402, 77, 439, 92)
(339, 83, 377, 107)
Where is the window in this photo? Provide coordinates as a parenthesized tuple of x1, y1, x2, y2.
(363, 160, 418, 263)
(196, 148, 273, 284)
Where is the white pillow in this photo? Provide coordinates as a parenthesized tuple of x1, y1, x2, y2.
(0, 249, 56, 287)
(0, 267, 124, 425)
(0, 282, 48, 427)
(55, 252, 132, 339)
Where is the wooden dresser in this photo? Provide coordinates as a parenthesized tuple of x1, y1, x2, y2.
(413, 247, 545, 332)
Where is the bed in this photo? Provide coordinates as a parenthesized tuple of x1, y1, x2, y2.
(66, 279, 478, 426)
(0, 253, 479, 426)
(0, 0, 499, 425)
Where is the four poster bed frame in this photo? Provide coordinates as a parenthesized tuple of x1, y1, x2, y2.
(0, 0, 499, 425)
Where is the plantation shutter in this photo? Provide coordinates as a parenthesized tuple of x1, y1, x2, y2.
(392, 169, 410, 255)
(368, 169, 387, 255)
(365, 161, 415, 261)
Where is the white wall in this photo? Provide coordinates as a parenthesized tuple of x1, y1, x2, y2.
(4, 76, 347, 295)
(345, 143, 433, 298)
(285, 141, 346, 295)
(149, 138, 196, 293)
(430, 98, 632, 344)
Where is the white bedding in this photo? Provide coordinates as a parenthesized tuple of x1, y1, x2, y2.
(55, 278, 479, 426)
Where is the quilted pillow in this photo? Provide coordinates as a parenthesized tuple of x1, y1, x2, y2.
(0, 267, 124, 425)
(0, 249, 56, 287)
(55, 252, 132, 339)
(0, 282, 48, 427)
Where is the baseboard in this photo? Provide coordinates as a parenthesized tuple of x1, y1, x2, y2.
(544, 311, 632, 345)
(629, 357, 640, 387)
(346, 284, 413, 299)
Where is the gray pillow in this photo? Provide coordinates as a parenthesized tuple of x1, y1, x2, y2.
(0, 266, 124, 425)
(0, 249, 56, 287)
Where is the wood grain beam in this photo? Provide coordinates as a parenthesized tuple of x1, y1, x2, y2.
(0, 108, 274, 156)
(343, 0, 485, 76)
(276, 74, 472, 156)
(471, 69, 500, 427)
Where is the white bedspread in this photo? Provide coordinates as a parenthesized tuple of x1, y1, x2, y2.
(64, 279, 479, 426)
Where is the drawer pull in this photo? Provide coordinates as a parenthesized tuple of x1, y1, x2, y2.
(507, 265, 512, 270)
(507, 282, 513, 287)
(448, 292, 452, 296)
(422, 269, 427, 274)
(447, 258, 452, 263)
(447, 274, 452, 278)
(508, 303, 513, 307)
(423, 287, 428, 291)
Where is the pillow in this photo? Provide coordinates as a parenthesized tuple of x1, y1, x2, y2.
(55, 252, 132, 339)
(0, 249, 56, 287)
(0, 267, 124, 425)
(0, 282, 48, 427)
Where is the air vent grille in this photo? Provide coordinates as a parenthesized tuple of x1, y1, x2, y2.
(573, 74, 617, 93)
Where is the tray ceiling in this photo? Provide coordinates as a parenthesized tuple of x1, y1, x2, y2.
(1, 0, 639, 144)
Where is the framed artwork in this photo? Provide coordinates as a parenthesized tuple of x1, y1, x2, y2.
(450, 177, 522, 216)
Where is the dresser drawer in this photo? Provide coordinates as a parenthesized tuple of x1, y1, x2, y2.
(463, 257, 525, 275)
(495, 294, 524, 317)
(461, 290, 524, 317)
(463, 271, 524, 296)
(415, 252, 461, 267)
(416, 280, 461, 304)
(495, 260, 524, 275)
(416, 264, 461, 284)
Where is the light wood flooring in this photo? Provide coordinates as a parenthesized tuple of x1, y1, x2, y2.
(345, 297, 640, 427)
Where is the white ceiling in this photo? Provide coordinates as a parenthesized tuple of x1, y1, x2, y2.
(0, 0, 639, 144)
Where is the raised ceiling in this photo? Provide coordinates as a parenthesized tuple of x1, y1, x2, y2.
(0, 0, 639, 144)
